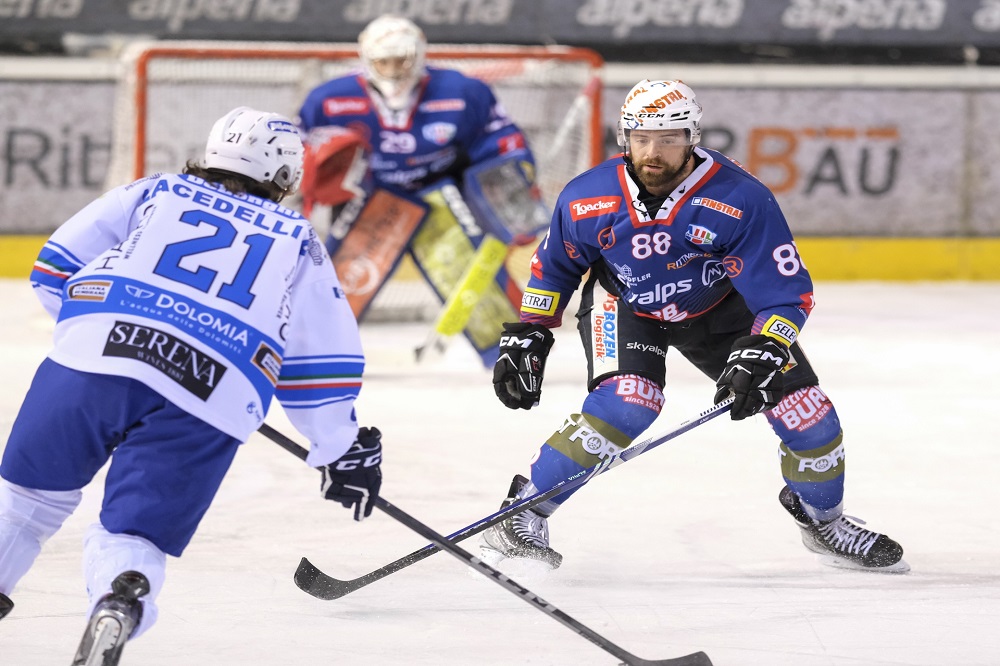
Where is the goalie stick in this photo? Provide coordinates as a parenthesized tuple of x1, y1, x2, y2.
(280, 397, 733, 600)
(258, 423, 714, 666)
(414, 234, 509, 361)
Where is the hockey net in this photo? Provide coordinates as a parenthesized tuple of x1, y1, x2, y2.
(108, 41, 604, 321)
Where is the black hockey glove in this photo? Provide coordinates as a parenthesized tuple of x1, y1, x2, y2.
(493, 322, 555, 410)
(320, 427, 383, 521)
(714, 335, 790, 421)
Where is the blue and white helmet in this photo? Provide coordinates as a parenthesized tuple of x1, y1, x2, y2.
(617, 79, 702, 150)
(204, 107, 304, 194)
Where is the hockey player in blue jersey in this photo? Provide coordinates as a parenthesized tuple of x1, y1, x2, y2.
(483, 80, 908, 574)
(0, 108, 384, 663)
(295, 15, 546, 363)
(297, 14, 533, 197)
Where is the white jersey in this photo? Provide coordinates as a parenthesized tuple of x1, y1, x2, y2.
(30, 173, 364, 467)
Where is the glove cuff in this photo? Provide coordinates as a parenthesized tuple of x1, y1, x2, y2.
(502, 321, 554, 351)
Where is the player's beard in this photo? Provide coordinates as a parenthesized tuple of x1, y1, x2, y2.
(633, 152, 691, 192)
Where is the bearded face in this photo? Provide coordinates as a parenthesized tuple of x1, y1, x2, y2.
(627, 129, 694, 194)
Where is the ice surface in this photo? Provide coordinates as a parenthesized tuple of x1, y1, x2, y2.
(1, 280, 998, 665)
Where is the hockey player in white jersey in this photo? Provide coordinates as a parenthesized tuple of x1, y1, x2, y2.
(0, 108, 383, 664)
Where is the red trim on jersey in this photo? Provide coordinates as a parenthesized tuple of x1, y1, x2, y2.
(661, 161, 721, 226)
(632, 285, 734, 323)
(505, 277, 523, 310)
(616, 165, 645, 227)
(497, 131, 526, 154)
(617, 160, 723, 228)
(362, 73, 430, 132)
(32, 266, 66, 279)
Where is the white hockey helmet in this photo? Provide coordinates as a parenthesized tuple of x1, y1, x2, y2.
(358, 15, 427, 109)
(204, 106, 304, 195)
(617, 79, 703, 150)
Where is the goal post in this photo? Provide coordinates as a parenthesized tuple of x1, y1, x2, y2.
(108, 40, 605, 320)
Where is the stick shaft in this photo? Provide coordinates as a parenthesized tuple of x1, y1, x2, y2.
(268, 398, 732, 600)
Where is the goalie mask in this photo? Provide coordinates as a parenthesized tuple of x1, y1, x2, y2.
(204, 107, 304, 196)
(358, 15, 427, 110)
(617, 79, 702, 157)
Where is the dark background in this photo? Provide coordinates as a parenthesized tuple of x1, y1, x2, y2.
(2, 0, 999, 65)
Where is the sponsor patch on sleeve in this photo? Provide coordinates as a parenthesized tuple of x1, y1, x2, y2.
(521, 288, 560, 316)
(761, 315, 799, 346)
(252, 342, 282, 386)
(68, 280, 113, 302)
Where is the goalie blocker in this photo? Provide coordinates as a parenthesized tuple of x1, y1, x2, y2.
(301, 128, 549, 367)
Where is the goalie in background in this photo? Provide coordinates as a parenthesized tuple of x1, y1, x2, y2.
(296, 14, 549, 365)
(0, 108, 384, 663)
(482, 80, 908, 575)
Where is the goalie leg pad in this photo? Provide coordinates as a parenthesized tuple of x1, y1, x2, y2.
(767, 384, 845, 517)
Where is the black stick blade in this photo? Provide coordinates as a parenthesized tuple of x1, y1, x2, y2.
(635, 650, 713, 665)
(294, 557, 352, 600)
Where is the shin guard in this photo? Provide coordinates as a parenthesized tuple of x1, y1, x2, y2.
(524, 375, 663, 513)
(767, 385, 845, 519)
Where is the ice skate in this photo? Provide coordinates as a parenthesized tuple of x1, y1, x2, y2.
(779, 486, 909, 573)
(72, 570, 150, 666)
(481, 475, 563, 570)
(0, 592, 13, 620)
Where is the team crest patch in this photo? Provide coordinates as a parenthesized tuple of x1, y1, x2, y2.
(422, 122, 457, 145)
(691, 197, 743, 219)
(685, 224, 717, 246)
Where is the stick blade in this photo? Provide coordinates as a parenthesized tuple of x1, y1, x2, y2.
(635, 650, 714, 666)
(293, 557, 353, 601)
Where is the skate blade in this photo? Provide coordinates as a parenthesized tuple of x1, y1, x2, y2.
(476, 544, 557, 581)
(478, 543, 506, 568)
(816, 553, 911, 574)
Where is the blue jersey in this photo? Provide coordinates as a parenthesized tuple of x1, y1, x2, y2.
(297, 67, 534, 193)
(521, 148, 814, 346)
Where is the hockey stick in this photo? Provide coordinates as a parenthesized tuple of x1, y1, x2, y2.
(286, 397, 733, 600)
(414, 234, 509, 361)
(258, 423, 714, 666)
